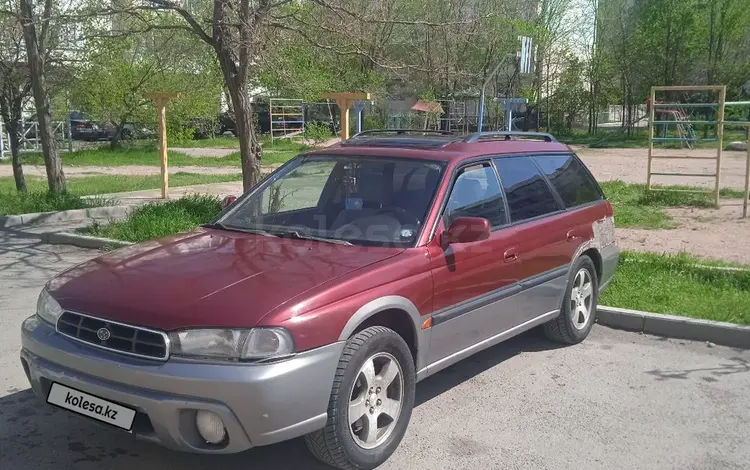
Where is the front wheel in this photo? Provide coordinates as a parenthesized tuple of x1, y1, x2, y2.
(544, 255, 599, 344)
(305, 326, 415, 470)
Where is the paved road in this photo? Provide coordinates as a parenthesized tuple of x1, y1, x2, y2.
(1, 232, 749, 470)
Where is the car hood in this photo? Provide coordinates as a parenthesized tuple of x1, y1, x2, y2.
(48, 229, 401, 330)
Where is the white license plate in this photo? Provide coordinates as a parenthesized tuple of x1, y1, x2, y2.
(47, 382, 136, 431)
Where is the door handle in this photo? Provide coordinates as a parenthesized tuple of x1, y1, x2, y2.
(566, 230, 578, 241)
(503, 248, 518, 262)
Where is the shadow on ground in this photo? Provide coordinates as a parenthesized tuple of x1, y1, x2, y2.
(644, 355, 750, 381)
(1, 330, 563, 469)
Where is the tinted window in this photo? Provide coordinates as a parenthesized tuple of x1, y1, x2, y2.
(533, 154, 602, 208)
(444, 163, 506, 228)
(494, 156, 561, 222)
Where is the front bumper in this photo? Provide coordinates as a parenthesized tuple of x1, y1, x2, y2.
(20, 316, 343, 453)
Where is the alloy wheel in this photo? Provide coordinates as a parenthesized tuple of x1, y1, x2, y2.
(570, 268, 593, 330)
(348, 352, 404, 449)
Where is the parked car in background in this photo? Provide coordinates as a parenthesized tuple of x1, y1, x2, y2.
(217, 111, 237, 136)
(121, 122, 156, 140)
(67, 112, 111, 141)
(21, 130, 618, 469)
(71, 119, 111, 141)
(183, 116, 219, 140)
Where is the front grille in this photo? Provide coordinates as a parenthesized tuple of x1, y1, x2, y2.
(57, 311, 169, 360)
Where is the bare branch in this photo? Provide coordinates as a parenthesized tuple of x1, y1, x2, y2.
(147, 0, 216, 46)
(39, 0, 53, 60)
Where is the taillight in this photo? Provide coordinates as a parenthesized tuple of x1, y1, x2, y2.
(604, 200, 614, 217)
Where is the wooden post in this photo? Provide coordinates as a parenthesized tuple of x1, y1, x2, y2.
(157, 102, 168, 198)
(144, 93, 180, 199)
(715, 86, 726, 207)
(322, 92, 371, 140)
(744, 124, 750, 218)
(647, 86, 655, 191)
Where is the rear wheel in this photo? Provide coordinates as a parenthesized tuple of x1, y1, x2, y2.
(305, 326, 415, 470)
(544, 255, 599, 344)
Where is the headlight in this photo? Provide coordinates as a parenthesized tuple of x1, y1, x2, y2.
(36, 289, 63, 325)
(169, 328, 295, 360)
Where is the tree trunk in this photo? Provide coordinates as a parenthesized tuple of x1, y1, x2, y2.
(20, 0, 66, 193)
(7, 120, 27, 192)
(227, 80, 260, 192)
(1, 93, 27, 192)
(110, 124, 123, 149)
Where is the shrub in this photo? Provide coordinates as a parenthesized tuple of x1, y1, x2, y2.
(0, 191, 108, 216)
(86, 194, 222, 243)
(305, 122, 333, 146)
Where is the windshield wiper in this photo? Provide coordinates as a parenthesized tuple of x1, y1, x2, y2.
(278, 230, 353, 246)
(202, 223, 278, 237)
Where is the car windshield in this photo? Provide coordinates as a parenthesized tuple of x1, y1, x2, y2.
(217, 154, 446, 247)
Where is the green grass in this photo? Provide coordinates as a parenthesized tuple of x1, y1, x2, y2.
(0, 173, 241, 197)
(600, 251, 750, 325)
(150, 135, 310, 152)
(558, 130, 650, 148)
(84, 195, 221, 243)
(599, 181, 743, 229)
(1, 146, 300, 168)
(557, 129, 747, 149)
(0, 191, 110, 216)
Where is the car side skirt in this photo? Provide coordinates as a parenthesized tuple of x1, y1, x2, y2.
(417, 309, 559, 381)
(417, 265, 568, 381)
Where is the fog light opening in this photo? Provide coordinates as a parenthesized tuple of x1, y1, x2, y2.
(196, 410, 227, 444)
(20, 358, 31, 384)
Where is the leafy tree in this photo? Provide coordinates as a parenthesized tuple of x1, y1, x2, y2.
(548, 53, 589, 131)
(0, 9, 31, 192)
(72, 29, 222, 148)
(18, 0, 66, 192)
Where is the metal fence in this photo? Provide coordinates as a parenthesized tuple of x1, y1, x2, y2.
(0, 119, 73, 159)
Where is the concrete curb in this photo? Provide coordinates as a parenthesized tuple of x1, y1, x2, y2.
(41, 232, 133, 250)
(597, 305, 750, 349)
(0, 205, 130, 228)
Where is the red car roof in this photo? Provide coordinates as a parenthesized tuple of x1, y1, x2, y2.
(303, 138, 572, 163)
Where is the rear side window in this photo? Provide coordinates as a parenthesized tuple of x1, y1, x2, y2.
(532, 154, 603, 208)
(494, 156, 561, 222)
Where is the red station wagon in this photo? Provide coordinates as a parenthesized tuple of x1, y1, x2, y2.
(21, 130, 619, 469)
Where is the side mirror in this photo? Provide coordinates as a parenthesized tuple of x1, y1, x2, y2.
(442, 217, 491, 244)
(221, 195, 237, 209)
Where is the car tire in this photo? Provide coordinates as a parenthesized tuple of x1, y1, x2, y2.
(544, 255, 599, 344)
(305, 326, 415, 470)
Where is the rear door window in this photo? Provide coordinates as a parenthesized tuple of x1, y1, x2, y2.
(444, 162, 507, 228)
(494, 156, 561, 222)
(532, 154, 603, 208)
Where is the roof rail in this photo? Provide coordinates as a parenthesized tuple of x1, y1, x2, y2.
(463, 131, 557, 143)
(349, 129, 456, 139)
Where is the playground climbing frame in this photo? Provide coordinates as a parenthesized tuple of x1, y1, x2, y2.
(647, 85, 726, 206)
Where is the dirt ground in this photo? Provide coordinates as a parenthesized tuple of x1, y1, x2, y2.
(574, 146, 748, 190)
(574, 147, 750, 264)
(616, 201, 750, 264)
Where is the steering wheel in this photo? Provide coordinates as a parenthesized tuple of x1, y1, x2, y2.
(375, 206, 420, 226)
